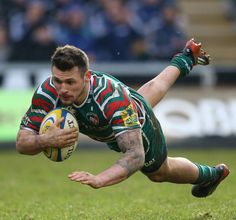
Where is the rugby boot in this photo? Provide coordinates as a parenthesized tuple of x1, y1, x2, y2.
(192, 164, 230, 198)
(183, 38, 210, 66)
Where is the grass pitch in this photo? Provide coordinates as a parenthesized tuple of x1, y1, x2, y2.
(0, 148, 235, 220)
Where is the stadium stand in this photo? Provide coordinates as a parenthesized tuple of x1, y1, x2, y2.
(0, 0, 185, 62)
(0, 0, 235, 88)
(180, 0, 236, 66)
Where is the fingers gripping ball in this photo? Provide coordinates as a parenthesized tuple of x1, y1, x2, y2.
(39, 108, 79, 162)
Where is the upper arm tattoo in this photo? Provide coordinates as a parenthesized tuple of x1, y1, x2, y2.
(116, 128, 145, 176)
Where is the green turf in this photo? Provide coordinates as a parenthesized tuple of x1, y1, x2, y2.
(0, 148, 235, 220)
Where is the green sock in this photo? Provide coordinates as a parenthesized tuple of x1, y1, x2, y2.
(170, 54, 193, 77)
(194, 163, 219, 185)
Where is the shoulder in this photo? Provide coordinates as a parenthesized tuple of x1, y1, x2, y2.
(91, 70, 123, 86)
(91, 71, 131, 105)
(36, 77, 58, 97)
(34, 77, 58, 99)
(91, 70, 129, 93)
(32, 77, 58, 110)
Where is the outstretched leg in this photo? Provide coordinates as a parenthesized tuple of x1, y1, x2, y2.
(138, 39, 229, 197)
(143, 156, 229, 197)
(138, 38, 210, 108)
(137, 66, 180, 108)
(143, 156, 199, 183)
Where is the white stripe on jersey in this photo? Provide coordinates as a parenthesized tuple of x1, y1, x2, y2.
(94, 79, 107, 100)
(100, 86, 120, 109)
(37, 86, 56, 105)
(112, 125, 128, 130)
(112, 109, 123, 118)
(93, 76, 102, 94)
(31, 108, 47, 116)
(49, 77, 55, 87)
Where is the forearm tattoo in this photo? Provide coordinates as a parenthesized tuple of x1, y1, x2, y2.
(116, 128, 145, 176)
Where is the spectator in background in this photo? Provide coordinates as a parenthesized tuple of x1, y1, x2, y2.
(8, 0, 28, 13)
(53, 3, 95, 60)
(90, 0, 142, 61)
(127, 0, 185, 60)
(50, 0, 74, 18)
(4, 0, 185, 62)
(0, 23, 11, 62)
(145, 3, 186, 60)
(130, 36, 150, 61)
(128, 0, 165, 37)
(22, 23, 57, 61)
(8, 0, 55, 61)
(9, 0, 47, 43)
(0, 0, 27, 23)
(9, 23, 57, 61)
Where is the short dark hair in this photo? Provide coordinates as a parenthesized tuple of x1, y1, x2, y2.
(51, 45, 89, 76)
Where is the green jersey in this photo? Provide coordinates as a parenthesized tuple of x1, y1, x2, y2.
(21, 70, 167, 172)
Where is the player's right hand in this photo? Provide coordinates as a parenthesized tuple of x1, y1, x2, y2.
(183, 38, 211, 66)
(43, 117, 79, 149)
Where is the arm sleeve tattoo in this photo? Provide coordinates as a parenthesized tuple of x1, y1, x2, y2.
(116, 128, 145, 176)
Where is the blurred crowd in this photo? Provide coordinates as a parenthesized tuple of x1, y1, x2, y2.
(224, 0, 236, 23)
(0, 0, 187, 62)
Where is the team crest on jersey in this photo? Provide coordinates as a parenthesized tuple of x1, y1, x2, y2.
(121, 104, 139, 127)
(86, 112, 99, 125)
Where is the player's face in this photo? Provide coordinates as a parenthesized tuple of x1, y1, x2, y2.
(52, 66, 90, 106)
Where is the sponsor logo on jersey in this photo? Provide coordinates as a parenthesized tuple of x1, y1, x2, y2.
(121, 104, 139, 127)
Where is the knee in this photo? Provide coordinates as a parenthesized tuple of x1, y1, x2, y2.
(147, 172, 166, 183)
(145, 159, 170, 182)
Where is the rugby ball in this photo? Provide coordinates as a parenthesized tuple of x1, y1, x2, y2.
(39, 108, 79, 162)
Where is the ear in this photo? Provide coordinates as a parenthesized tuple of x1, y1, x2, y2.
(84, 70, 91, 82)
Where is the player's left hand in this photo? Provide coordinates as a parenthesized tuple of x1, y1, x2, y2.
(68, 171, 102, 189)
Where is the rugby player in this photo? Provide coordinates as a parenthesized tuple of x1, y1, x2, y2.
(16, 39, 229, 197)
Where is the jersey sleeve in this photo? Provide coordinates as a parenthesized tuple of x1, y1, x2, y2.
(20, 77, 58, 133)
(94, 76, 141, 136)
